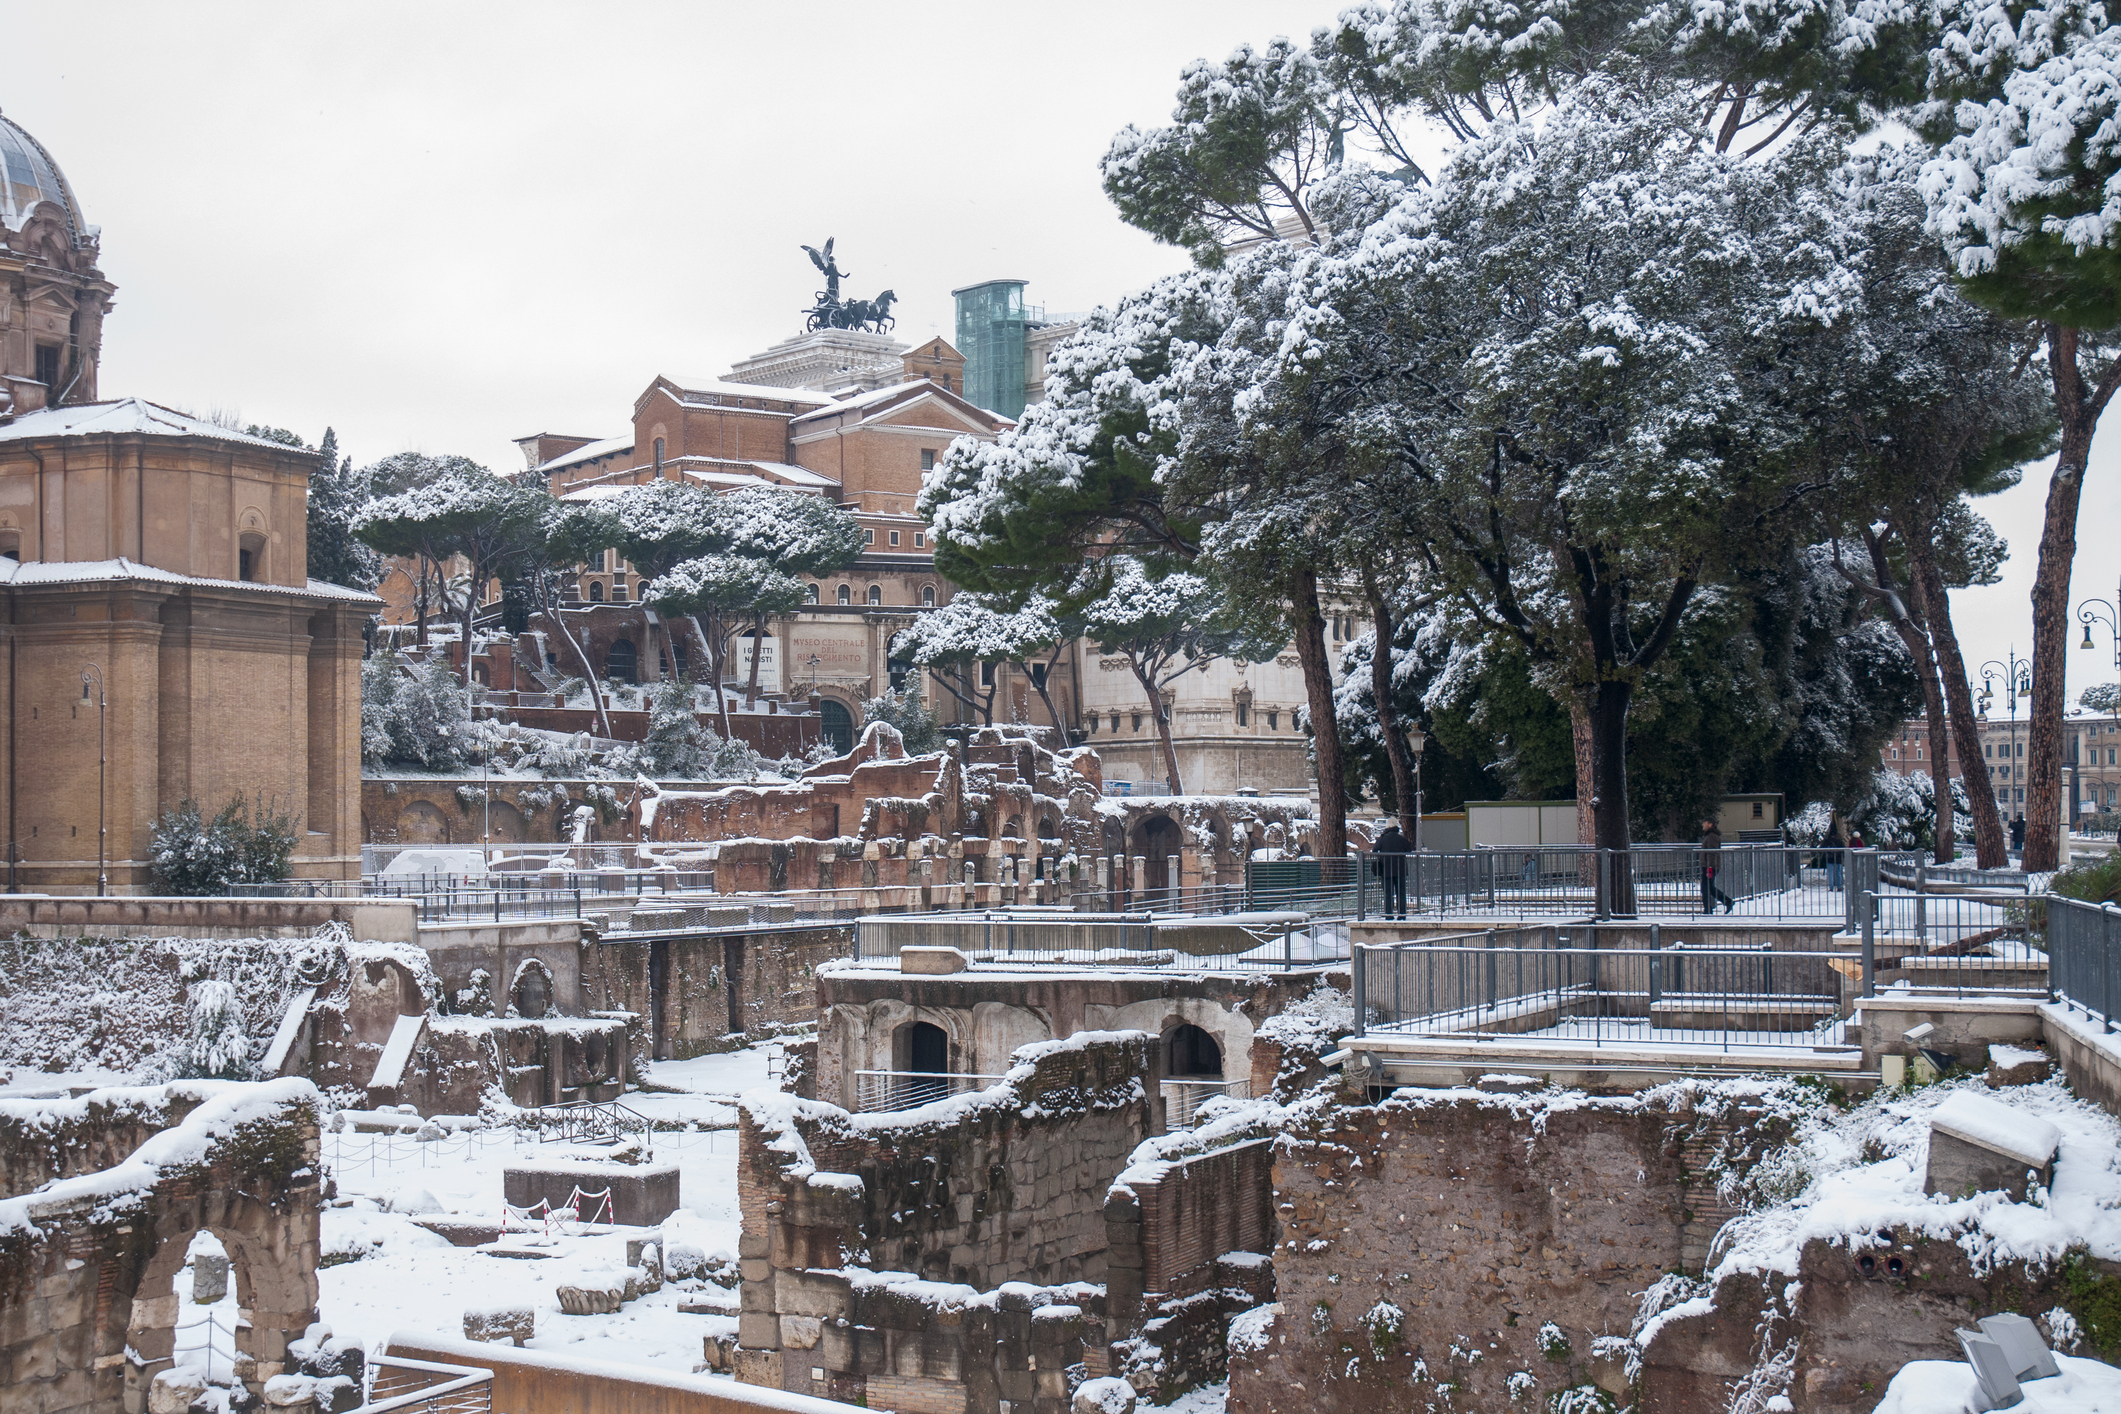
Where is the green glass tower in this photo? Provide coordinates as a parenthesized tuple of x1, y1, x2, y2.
(953, 279, 1032, 419)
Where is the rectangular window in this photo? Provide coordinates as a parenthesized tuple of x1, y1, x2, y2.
(921, 449, 936, 471)
(864, 529, 875, 544)
(1267, 711, 1279, 730)
(1235, 702, 1249, 726)
(914, 532, 925, 547)
(981, 662, 996, 687)
(1985, 744, 1993, 757)
(889, 530, 901, 547)
(2017, 742, 2024, 757)
(238, 548, 256, 582)
(33, 344, 58, 388)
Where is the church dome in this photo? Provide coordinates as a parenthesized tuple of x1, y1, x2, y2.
(0, 110, 87, 244)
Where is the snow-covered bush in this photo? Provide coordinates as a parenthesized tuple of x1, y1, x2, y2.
(181, 980, 252, 1079)
(862, 683, 941, 754)
(150, 794, 300, 895)
(362, 649, 490, 771)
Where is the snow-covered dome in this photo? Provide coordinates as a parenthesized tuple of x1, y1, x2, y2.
(0, 110, 86, 243)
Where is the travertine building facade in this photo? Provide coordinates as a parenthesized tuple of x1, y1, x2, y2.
(0, 400, 377, 891)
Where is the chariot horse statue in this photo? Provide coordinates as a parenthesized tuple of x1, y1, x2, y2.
(799, 239, 896, 334)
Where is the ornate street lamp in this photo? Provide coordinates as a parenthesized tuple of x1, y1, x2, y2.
(1406, 721, 1427, 855)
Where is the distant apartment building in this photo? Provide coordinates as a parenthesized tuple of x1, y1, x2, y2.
(1878, 712, 2121, 823)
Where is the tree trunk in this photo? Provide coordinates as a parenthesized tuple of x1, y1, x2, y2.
(742, 614, 766, 709)
(1292, 569, 1349, 861)
(1915, 547, 2007, 868)
(1588, 676, 1637, 914)
(1570, 695, 1596, 846)
(544, 598, 612, 738)
(1365, 580, 1420, 838)
(1024, 647, 1067, 739)
(1132, 661, 1184, 794)
(1899, 555, 1955, 862)
(461, 572, 482, 689)
(2025, 324, 2104, 869)
(414, 555, 432, 648)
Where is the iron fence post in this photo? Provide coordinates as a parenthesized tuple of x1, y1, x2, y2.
(1357, 855, 1368, 921)
(2105, 902, 2114, 1034)
(1596, 851, 1612, 921)
(1351, 943, 1367, 1032)
(1486, 852, 1496, 910)
(1915, 863, 1927, 944)
(1861, 889, 1876, 999)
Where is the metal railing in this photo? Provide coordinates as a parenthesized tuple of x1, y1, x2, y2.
(853, 1069, 1006, 1113)
(1162, 1077, 1250, 1129)
(1353, 927, 1853, 1052)
(2048, 895, 2121, 1031)
(531, 1099, 653, 1154)
(358, 1355, 493, 1414)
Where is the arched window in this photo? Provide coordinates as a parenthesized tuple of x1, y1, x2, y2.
(653, 436, 665, 476)
(605, 638, 637, 683)
(589, 581, 605, 602)
(806, 583, 820, 603)
(866, 585, 882, 606)
(819, 698, 854, 753)
(1166, 1024, 1222, 1078)
(836, 585, 851, 606)
(0, 530, 17, 562)
(921, 585, 936, 607)
(238, 532, 267, 583)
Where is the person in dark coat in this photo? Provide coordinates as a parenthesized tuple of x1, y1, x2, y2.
(1372, 823, 1411, 920)
(1700, 819, 1734, 914)
(1823, 818, 1846, 891)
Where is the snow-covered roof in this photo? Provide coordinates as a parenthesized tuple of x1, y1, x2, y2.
(538, 435, 631, 474)
(746, 460, 835, 487)
(0, 398, 313, 451)
(790, 380, 934, 423)
(0, 556, 384, 603)
(659, 376, 834, 408)
(557, 484, 638, 503)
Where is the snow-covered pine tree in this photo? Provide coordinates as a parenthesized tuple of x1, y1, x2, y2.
(1920, 5, 2121, 869)
(182, 980, 251, 1080)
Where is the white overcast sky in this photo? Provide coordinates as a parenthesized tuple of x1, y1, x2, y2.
(13, 1, 2117, 707)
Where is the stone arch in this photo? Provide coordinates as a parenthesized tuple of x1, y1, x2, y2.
(396, 800, 450, 844)
(853, 1000, 973, 1084)
(1165, 1022, 1223, 1078)
(484, 799, 527, 843)
(118, 1198, 318, 1408)
(1092, 996, 1255, 1092)
(1133, 814, 1185, 893)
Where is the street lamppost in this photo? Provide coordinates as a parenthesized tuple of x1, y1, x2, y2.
(1980, 650, 2033, 835)
(1406, 721, 1427, 855)
(79, 665, 107, 897)
(2081, 582, 2120, 824)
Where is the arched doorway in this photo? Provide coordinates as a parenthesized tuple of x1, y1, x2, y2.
(900, 1021, 949, 1074)
(1166, 1023, 1223, 1079)
(820, 699, 854, 753)
(605, 638, 637, 683)
(1136, 815, 1184, 899)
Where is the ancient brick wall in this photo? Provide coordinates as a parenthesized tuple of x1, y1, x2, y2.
(733, 1034, 1157, 1412)
(577, 926, 848, 1060)
(1105, 1136, 1278, 1400)
(1228, 1088, 1760, 1414)
(0, 1086, 211, 1200)
(0, 1081, 322, 1414)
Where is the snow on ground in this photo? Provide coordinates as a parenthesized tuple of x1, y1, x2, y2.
(1875, 1353, 2121, 1412)
(619, 1043, 784, 1129)
(1149, 1382, 1228, 1412)
(0, 1068, 137, 1098)
(1665, 1074, 2121, 1336)
(315, 1043, 790, 1377)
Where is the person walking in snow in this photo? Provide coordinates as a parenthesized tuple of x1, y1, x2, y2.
(1700, 819, 1734, 914)
(1372, 823, 1411, 920)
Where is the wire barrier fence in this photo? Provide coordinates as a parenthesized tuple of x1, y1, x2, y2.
(318, 1118, 736, 1184)
(2048, 896, 2121, 1032)
(1162, 1078, 1250, 1129)
(172, 1310, 235, 1385)
(358, 1356, 494, 1414)
(852, 1070, 1007, 1113)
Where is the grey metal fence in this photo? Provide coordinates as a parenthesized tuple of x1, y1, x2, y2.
(2048, 895, 2121, 1031)
(1353, 926, 1853, 1051)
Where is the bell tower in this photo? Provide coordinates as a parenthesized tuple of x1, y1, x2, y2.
(0, 108, 114, 414)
